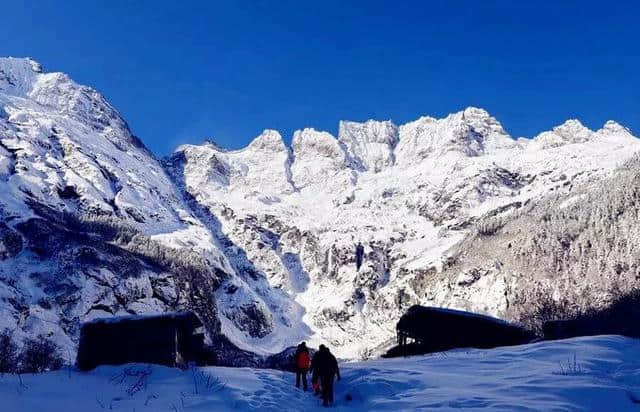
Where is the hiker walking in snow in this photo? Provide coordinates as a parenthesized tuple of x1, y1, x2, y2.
(309, 344, 325, 396)
(315, 345, 341, 407)
(294, 342, 311, 391)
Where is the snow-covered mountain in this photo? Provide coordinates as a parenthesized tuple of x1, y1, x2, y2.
(1, 57, 639, 360)
(167, 107, 639, 358)
(0, 57, 239, 358)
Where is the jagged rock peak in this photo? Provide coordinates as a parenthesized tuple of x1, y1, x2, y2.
(0, 56, 42, 73)
(0, 57, 143, 152)
(394, 109, 512, 164)
(0, 57, 44, 95)
(532, 119, 595, 148)
(599, 120, 632, 136)
(553, 119, 593, 135)
(338, 119, 399, 145)
(246, 129, 286, 152)
(459, 107, 509, 137)
(436, 108, 513, 153)
(201, 139, 228, 152)
(292, 128, 344, 159)
(337, 119, 399, 172)
(400, 115, 437, 128)
(460, 106, 492, 120)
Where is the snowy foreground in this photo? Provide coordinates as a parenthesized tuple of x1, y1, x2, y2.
(2, 336, 639, 411)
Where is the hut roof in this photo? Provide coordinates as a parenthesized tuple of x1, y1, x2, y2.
(83, 311, 202, 330)
(397, 305, 510, 332)
(388, 305, 536, 357)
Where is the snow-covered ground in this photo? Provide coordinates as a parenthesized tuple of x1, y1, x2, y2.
(2, 336, 639, 411)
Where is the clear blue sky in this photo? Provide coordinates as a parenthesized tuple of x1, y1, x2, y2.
(2, 1, 639, 155)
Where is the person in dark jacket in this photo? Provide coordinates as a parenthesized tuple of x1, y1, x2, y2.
(309, 344, 325, 396)
(294, 342, 311, 391)
(314, 345, 341, 406)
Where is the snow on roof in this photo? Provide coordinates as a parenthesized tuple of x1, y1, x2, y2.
(83, 311, 201, 327)
(400, 305, 513, 328)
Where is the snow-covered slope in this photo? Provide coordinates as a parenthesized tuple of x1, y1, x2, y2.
(0, 57, 239, 358)
(0, 57, 305, 360)
(3, 335, 640, 411)
(0, 57, 182, 225)
(2, 57, 640, 362)
(429, 151, 640, 329)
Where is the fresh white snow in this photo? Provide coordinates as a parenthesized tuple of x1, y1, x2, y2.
(2, 336, 639, 411)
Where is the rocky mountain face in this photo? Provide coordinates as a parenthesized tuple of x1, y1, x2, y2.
(167, 106, 640, 358)
(1, 57, 639, 361)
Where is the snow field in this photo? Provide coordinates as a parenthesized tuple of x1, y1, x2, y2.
(2, 336, 639, 411)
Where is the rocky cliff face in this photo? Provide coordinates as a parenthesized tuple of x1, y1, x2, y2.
(2, 57, 639, 361)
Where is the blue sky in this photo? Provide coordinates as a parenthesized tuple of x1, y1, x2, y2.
(2, 1, 639, 155)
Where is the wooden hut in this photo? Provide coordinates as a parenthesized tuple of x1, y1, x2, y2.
(386, 305, 536, 357)
(76, 311, 206, 371)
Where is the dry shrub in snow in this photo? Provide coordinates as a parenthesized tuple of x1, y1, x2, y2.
(0, 329, 19, 374)
(19, 335, 64, 373)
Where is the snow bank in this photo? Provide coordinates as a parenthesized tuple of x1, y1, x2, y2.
(2, 336, 639, 411)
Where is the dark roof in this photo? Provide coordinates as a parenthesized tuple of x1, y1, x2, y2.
(82, 311, 202, 330)
(396, 305, 531, 343)
(397, 305, 510, 331)
(391, 305, 536, 356)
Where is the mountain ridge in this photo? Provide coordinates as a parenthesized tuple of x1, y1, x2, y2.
(175, 109, 635, 164)
(1, 56, 639, 361)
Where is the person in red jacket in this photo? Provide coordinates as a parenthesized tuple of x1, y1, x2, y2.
(294, 342, 311, 391)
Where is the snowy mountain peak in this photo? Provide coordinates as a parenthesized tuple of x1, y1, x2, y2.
(0, 56, 43, 73)
(338, 119, 399, 172)
(246, 129, 287, 153)
(292, 128, 343, 160)
(554, 118, 591, 134)
(533, 119, 595, 148)
(201, 139, 228, 152)
(460, 107, 511, 142)
(28, 58, 43, 73)
(395, 107, 509, 162)
(0, 57, 188, 228)
(0, 57, 142, 153)
(599, 120, 633, 136)
(401, 115, 438, 128)
(0, 57, 44, 96)
(290, 128, 355, 189)
(459, 106, 495, 125)
(338, 119, 398, 144)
